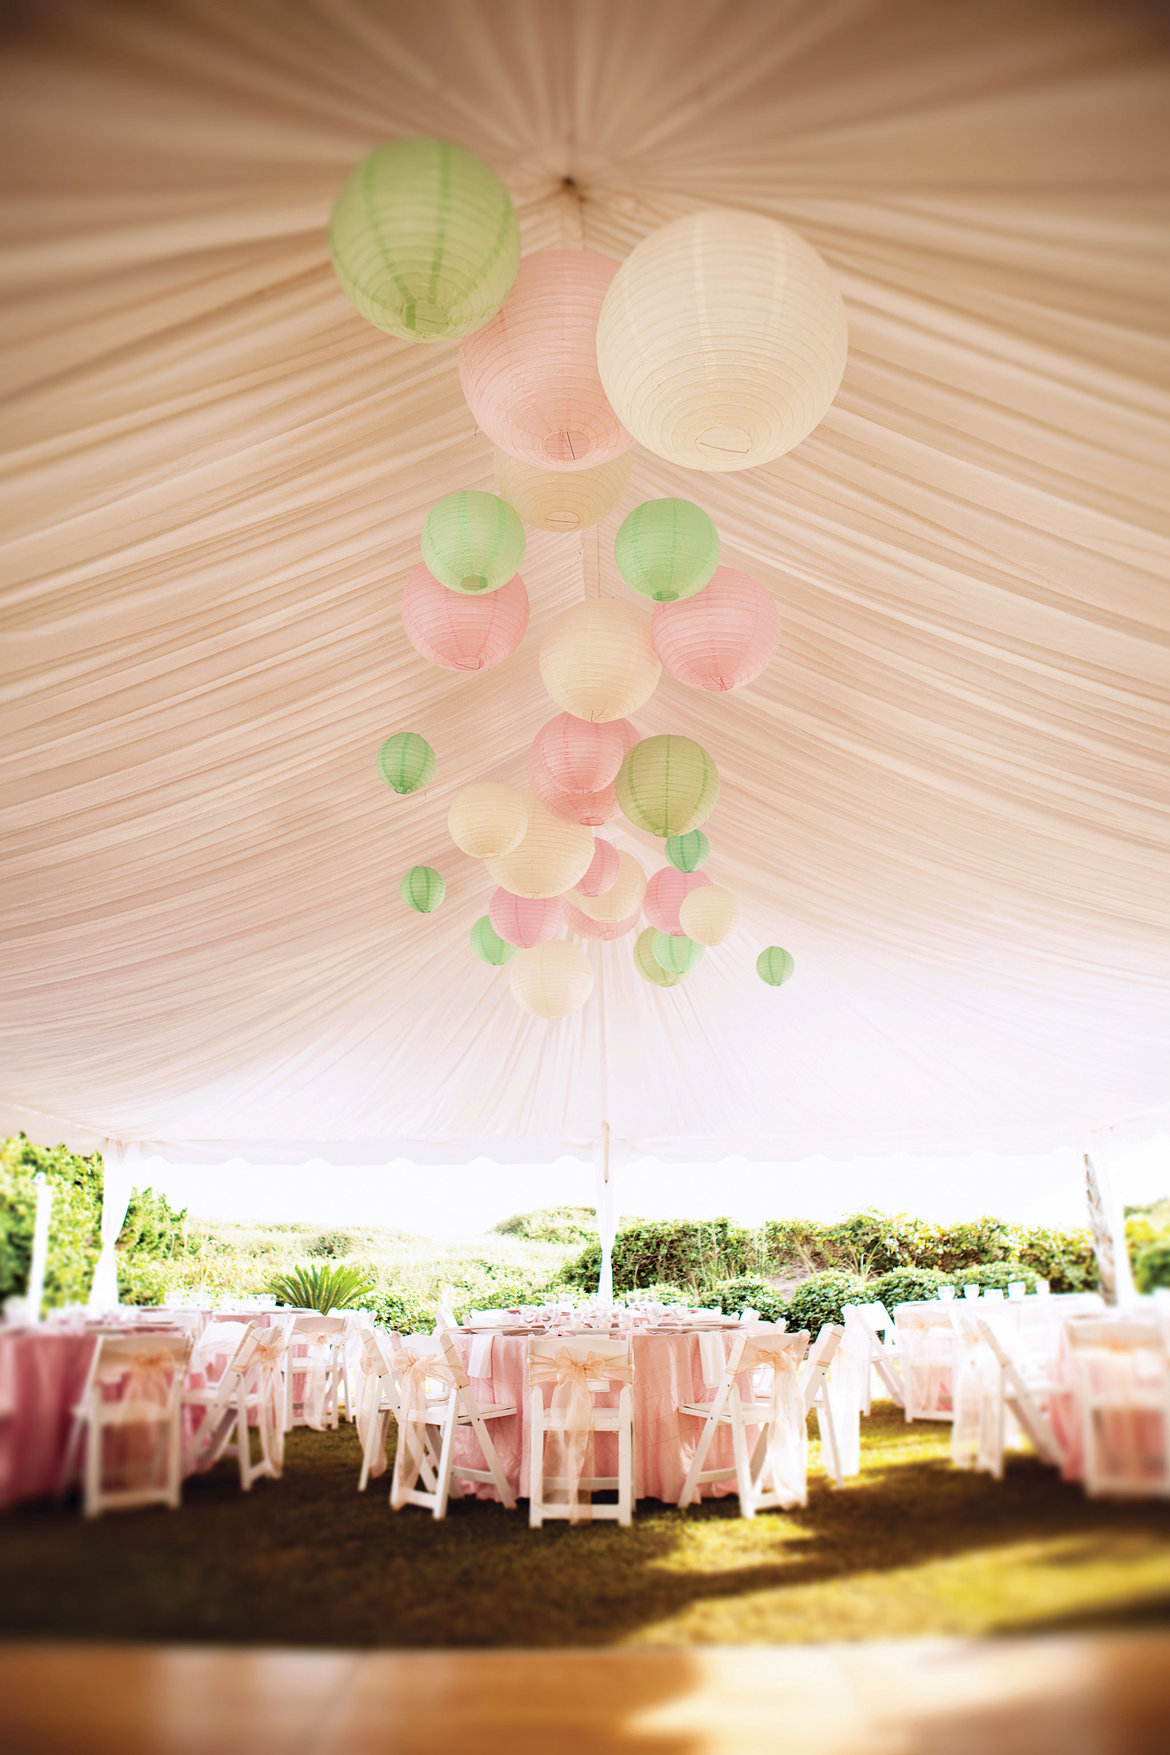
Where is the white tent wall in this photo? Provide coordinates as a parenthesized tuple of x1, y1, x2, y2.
(1, 1, 1168, 1173)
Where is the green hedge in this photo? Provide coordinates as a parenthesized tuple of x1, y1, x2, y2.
(1136, 1242, 1170, 1294)
(708, 1276, 788, 1324)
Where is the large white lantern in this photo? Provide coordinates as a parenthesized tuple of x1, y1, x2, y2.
(596, 209, 847, 473)
(484, 797, 595, 899)
(510, 939, 595, 1019)
(494, 450, 631, 533)
(679, 884, 741, 946)
(447, 783, 527, 860)
(569, 850, 646, 924)
(539, 598, 660, 723)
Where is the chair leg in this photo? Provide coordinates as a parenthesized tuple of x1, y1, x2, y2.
(678, 1410, 721, 1509)
(730, 1400, 755, 1516)
(167, 1405, 183, 1509)
(432, 1408, 458, 1520)
(82, 1410, 100, 1519)
(618, 1391, 633, 1527)
(817, 1391, 843, 1487)
(529, 1388, 544, 1528)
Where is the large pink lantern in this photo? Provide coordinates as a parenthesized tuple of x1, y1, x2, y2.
(576, 838, 620, 897)
(459, 250, 634, 471)
(489, 888, 563, 949)
(529, 769, 620, 827)
(402, 563, 529, 672)
(563, 900, 641, 941)
(531, 713, 637, 794)
(652, 565, 781, 692)
(644, 866, 712, 936)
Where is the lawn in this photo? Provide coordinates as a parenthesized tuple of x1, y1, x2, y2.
(4, 1408, 1170, 1649)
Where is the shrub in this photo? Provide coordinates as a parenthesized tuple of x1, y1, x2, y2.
(367, 1284, 437, 1336)
(785, 1270, 868, 1336)
(709, 1276, 788, 1324)
(623, 1283, 692, 1307)
(495, 1207, 598, 1245)
(562, 1217, 756, 1294)
(306, 1230, 361, 1259)
(951, 1261, 1038, 1295)
(867, 1266, 950, 1309)
(1013, 1225, 1098, 1294)
(1136, 1242, 1170, 1295)
(268, 1262, 377, 1313)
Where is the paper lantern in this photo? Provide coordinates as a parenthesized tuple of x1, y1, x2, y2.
(448, 783, 527, 860)
(633, 927, 684, 988)
(570, 850, 647, 924)
(758, 946, 796, 986)
(644, 867, 711, 936)
(614, 499, 719, 603)
(484, 797, 594, 899)
(652, 931, 704, 976)
(653, 566, 781, 692)
(540, 598, 660, 723)
(460, 250, 633, 470)
(666, 831, 709, 873)
(575, 838, 620, 898)
(402, 563, 528, 671)
(494, 450, 631, 532)
(530, 772, 620, 827)
(527, 712, 638, 826)
(401, 866, 445, 912)
(377, 732, 435, 794)
(679, 884, 740, 947)
(421, 491, 525, 595)
(470, 916, 517, 966)
(617, 735, 719, 837)
(329, 138, 519, 341)
(489, 888, 563, 949)
(510, 940, 595, 1019)
(563, 901, 640, 941)
(596, 209, 848, 473)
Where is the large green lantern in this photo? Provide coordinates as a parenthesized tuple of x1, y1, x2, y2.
(617, 734, 719, 837)
(652, 931, 704, 976)
(401, 866, 445, 913)
(329, 138, 520, 341)
(666, 830, 709, 873)
(421, 491, 525, 595)
(757, 946, 795, 986)
(470, 915, 517, 965)
(633, 927, 684, 988)
(614, 498, 720, 603)
(377, 732, 435, 794)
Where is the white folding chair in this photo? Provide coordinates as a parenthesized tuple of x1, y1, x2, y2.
(801, 1324, 845, 1487)
(183, 1323, 287, 1490)
(73, 1332, 192, 1517)
(952, 1316, 1063, 1480)
(896, 1304, 955, 1421)
(1066, 1316, 1170, 1498)
(677, 1326, 810, 1516)
(841, 1301, 905, 1411)
(389, 1331, 517, 1519)
(284, 1313, 346, 1430)
(528, 1334, 634, 1528)
(354, 1329, 409, 1491)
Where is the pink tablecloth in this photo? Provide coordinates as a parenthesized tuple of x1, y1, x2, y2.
(452, 1329, 746, 1504)
(0, 1329, 97, 1508)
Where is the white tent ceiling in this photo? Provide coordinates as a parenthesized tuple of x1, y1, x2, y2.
(1, 0, 1168, 1167)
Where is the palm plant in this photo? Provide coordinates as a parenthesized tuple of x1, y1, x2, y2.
(267, 1261, 376, 1314)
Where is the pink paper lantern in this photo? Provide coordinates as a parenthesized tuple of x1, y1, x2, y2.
(576, 838, 620, 898)
(529, 769, 621, 827)
(459, 249, 634, 471)
(489, 888, 563, 949)
(644, 866, 712, 936)
(563, 900, 641, 941)
(531, 713, 637, 794)
(402, 563, 529, 672)
(652, 565, 781, 692)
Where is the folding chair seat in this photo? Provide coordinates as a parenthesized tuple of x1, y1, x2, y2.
(528, 1334, 634, 1528)
(69, 1332, 192, 1517)
(389, 1331, 517, 1519)
(284, 1313, 346, 1431)
(677, 1326, 810, 1516)
(1066, 1316, 1170, 1498)
(183, 1323, 287, 1490)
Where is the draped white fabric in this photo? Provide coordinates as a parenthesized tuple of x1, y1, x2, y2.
(1, 0, 1168, 1166)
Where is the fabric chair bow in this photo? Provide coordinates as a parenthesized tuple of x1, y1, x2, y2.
(529, 1347, 635, 1523)
(356, 1347, 391, 1481)
(247, 1331, 287, 1474)
(112, 1349, 181, 1418)
(390, 1349, 456, 1509)
(737, 1339, 807, 1508)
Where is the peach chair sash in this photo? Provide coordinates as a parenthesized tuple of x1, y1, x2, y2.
(390, 1344, 457, 1510)
(99, 1344, 185, 1421)
(738, 1337, 807, 1508)
(950, 1318, 1007, 1474)
(356, 1335, 394, 1482)
(529, 1345, 635, 1523)
(243, 1328, 287, 1476)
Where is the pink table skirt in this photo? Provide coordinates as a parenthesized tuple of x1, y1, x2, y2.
(0, 1329, 98, 1508)
(451, 1329, 748, 1504)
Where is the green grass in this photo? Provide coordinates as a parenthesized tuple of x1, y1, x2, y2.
(4, 1409, 1170, 1649)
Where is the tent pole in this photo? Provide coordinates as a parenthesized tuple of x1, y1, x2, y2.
(594, 1123, 617, 1304)
(1084, 1149, 1137, 1307)
(26, 1173, 54, 1323)
(88, 1140, 137, 1313)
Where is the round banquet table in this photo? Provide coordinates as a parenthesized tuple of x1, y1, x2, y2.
(0, 1328, 98, 1509)
(450, 1327, 749, 1504)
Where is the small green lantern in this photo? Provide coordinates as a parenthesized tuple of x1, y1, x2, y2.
(757, 946, 795, 986)
(666, 830, 709, 873)
(377, 732, 435, 794)
(617, 734, 719, 837)
(421, 490, 525, 595)
(633, 927, 684, 988)
(652, 931, 704, 976)
(470, 915, 517, 965)
(614, 497, 720, 603)
(401, 866, 445, 913)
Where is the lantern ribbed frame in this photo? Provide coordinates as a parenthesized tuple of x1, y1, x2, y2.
(679, 884, 740, 947)
(666, 831, 709, 873)
(757, 945, 796, 986)
(617, 734, 719, 837)
(447, 783, 527, 860)
(530, 770, 620, 827)
(653, 566, 781, 692)
(652, 930, 704, 976)
(421, 491, 525, 595)
(539, 597, 660, 723)
(570, 850, 646, 924)
(564, 900, 640, 941)
(576, 838, 620, 898)
(494, 450, 631, 533)
(401, 865, 445, 912)
(510, 939, 595, 1019)
(644, 866, 712, 936)
(470, 916, 518, 965)
(460, 250, 634, 470)
(377, 732, 435, 794)
(614, 498, 720, 603)
(634, 927, 684, 988)
(489, 888, 563, 949)
(596, 209, 848, 473)
(402, 562, 528, 671)
(483, 797, 595, 899)
(329, 139, 519, 341)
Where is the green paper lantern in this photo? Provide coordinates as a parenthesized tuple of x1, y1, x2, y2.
(329, 138, 520, 341)
(633, 927, 684, 988)
(614, 498, 720, 603)
(401, 866, 445, 913)
(617, 734, 719, 837)
(666, 830, 709, 873)
(470, 915, 517, 965)
(652, 931, 704, 976)
(377, 731, 435, 794)
(757, 946, 795, 986)
(421, 491, 525, 595)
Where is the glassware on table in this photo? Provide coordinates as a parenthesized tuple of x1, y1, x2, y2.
(963, 1284, 980, 1300)
(938, 1286, 956, 1302)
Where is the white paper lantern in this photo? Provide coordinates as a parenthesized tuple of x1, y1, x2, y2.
(569, 850, 646, 923)
(596, 209, 847, 473)
(510, 939, 595, 1019)
(484, 796, 595, 899)
(539, 598, 660, 723)
(679, 884, 740, 946)
(447, 783, 527, 860)
(494, 450, 632, 533)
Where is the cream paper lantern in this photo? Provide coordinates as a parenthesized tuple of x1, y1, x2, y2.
(484, 796, 594, 899)
(569, 850, 646, 924)
(596, 209, 848, 473)
(510, 939, 595, 1019)
(494, 450, 631, 533)
(679, 884, 740, 947)
(539, 598, 660, 723)
(447, 783, 527, 860)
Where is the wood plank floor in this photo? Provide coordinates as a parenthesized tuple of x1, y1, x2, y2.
(0, 1634, 1167, 1755)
